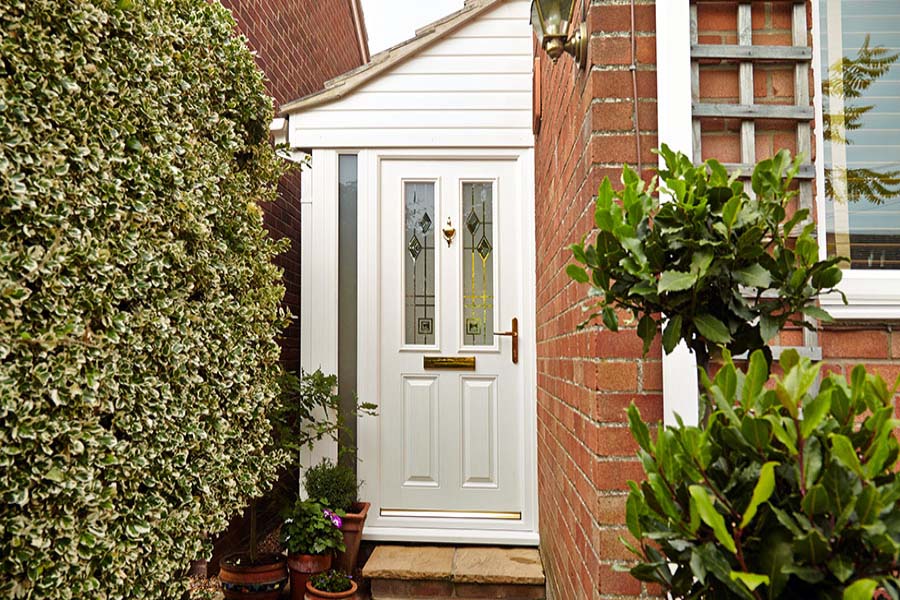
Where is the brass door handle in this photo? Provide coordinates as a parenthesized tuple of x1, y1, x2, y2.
(494, 317, 518, 364)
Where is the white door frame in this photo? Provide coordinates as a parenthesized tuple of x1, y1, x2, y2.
(300, 147, 538, 543)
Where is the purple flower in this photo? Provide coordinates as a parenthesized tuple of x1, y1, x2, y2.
(323, 508, 343, 529)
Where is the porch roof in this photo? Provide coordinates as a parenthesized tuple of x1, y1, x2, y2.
(279, 0, 508, 115)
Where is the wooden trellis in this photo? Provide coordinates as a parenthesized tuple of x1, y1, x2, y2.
(690, 0, 820, 357)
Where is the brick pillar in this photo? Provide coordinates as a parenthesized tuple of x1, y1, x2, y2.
(534, 2, 661, 598)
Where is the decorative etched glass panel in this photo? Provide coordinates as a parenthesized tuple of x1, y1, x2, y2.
(462, 182, 494, 346)
(405, 182, 436, 345)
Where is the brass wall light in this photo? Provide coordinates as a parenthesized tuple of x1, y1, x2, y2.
(531, 0, 587, 69)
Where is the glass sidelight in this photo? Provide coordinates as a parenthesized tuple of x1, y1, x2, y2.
(462, 182, 495, 347)
(404, 182, 436, 345)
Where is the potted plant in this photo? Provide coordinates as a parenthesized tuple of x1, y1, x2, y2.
(281, 498, 346, 600)
(304, 459, 370, 574)
(218, 368, 370, 599)
(218, 497, 289, 600)
(306, 569, 358, 600)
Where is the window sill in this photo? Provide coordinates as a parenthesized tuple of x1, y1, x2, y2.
(819, 270, 900, 320)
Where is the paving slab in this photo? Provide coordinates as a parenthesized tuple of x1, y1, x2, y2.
(452, 547, 545, 585)
(362, 545, 455, 581)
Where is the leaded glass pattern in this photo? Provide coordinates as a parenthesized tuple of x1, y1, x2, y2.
(404, 182, 436, 345)
(462, 182, 494, 346)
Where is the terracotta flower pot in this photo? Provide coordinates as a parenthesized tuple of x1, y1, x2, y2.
(287, 553, 332, 600)
(305, 578, 358, 600)
(334, 502, 370, 574)
(219, 552, 288, 600)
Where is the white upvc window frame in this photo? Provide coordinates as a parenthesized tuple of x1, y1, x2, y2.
(812, 0, 900, 319)
(657, 1, 700, 427)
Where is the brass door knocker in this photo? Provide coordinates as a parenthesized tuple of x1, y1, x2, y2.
(442, 218, 456, 247)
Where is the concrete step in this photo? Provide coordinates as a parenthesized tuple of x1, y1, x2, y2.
(362, 546, 545, 600)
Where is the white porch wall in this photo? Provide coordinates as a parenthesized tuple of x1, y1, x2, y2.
(287, 0, 533, 149)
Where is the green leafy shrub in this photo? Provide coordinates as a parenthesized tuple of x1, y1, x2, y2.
(309, 569, 353, 593)
(281, 500, 346, 556)
(624, 349, 900, 599)
(305, 459, 358, 513)
(1, 1, 290, 598)
(273, 369, 377, 456)
(568, 146, 845, 366)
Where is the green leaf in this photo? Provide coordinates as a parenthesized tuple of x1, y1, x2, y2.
(801, 484, 830, 516)
(729, 571, 770, 592)
(794, 529, 830, 564)
(690, 251, 714, 278)
(689, 485, 736, 554)
(566, 264, 589, 283)
(758, 530, 794, 598)
(44, 467, 64, 482)
(828, 556, 854, 584)
(662, 315, 683, 355)
(856, 484, 880, 525)
(601, 306, 618, 332)
(637, 314, 657, 355)
(659, 269, 697, 293)
(830, 434, 864, 477)
(742, 350, 769, 409)
(741, 417, 772, 450)
(801, 304, 834, 322)
(694, 314, 732, 344)
(804, 436, 823, 489)
(734, 264, 772, 288)
(843, 579, 878, 600)
(625, 492, 643, 540)
(760, 315, 780, 344)
(722, 196, 743, 231)
(627, 404, 653, 453)
(740, 461, 778, 528)
(801, 389, 832, 438)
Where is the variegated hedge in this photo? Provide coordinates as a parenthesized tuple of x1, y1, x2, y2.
(1, 1, 290, 598)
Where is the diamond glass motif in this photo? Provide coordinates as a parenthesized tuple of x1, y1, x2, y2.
(407, 234, 422, 260)
(466, 208, 481, 235)
(419, 212, 432, 234)
(476, 235, 492, 259)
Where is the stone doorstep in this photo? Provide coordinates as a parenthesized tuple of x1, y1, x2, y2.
(363, 546, 545, 599)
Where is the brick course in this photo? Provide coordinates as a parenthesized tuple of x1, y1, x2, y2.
(220, 0, 366, 370)
(530, 2, 892, 599)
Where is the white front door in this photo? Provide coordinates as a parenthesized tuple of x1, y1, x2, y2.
(377, 158, 529, 529)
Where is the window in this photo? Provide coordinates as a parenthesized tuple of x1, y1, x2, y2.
(817, 0, 900, 316)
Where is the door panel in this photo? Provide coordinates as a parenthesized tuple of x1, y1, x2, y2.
(402, 376, 440, 487)
(380, 159, 523, 519)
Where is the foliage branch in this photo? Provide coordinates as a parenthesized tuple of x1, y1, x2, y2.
(567, 146, 845, 367)
(624, 349, 900, 599)
(272, 369, 377, 457)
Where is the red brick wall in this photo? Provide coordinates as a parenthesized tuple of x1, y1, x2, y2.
(533, 2, 897, 599)
(220, 0, 366, 370)
(534, 2, 659, 598)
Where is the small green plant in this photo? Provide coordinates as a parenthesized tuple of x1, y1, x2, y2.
(305, 459, 358, 513)
(309, 569, 354, 593)
(280, 499, 346, 556)
(272, 369, 377, 455)
(624, 349, 900, 599)
(567, 146, 845, 367)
